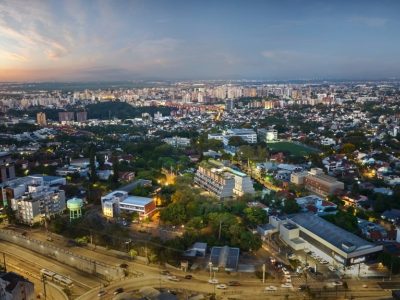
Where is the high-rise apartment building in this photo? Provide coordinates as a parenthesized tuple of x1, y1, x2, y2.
(58, 111, 75, 123)
(36, 112, 47, 126)
(75, 111, 88, 122)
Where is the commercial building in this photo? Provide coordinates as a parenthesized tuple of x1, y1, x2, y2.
(291, 168, 344, 197)
(36, 112, 47, 126)
(271, 213, 382, 267)
(0, 272, 34, 300)
(2, 175, 66, 224)
(194, 160, 254, 199)
(101, 190, 156, 219)
(0, 152, 15, 183)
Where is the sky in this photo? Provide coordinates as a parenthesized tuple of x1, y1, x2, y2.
(0, 0, 399, 81)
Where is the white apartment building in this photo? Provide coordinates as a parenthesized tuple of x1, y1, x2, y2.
(194, 160, 254, 199)
(163, 136, 191, 148)
(208, 128, 257, 146)
(3, 175, 66, 224)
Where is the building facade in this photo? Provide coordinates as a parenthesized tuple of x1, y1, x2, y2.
(194, 160, 254, 199)
(0, 272, 34, 300)
(101, 190, 156, 219)
(0, 153, 16, 183)
(36, 112, 47, 126)
(3, 175, 66, 224)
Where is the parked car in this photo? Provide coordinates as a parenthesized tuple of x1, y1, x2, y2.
(113, 288, 124, 295)
(228, 281, 241, 286)
(328, 266, 337, 272)
(184, 275, 193, 279)
(265, 286, 277, 291)
(160, 270, 170, 275)
(281, 283, 293, 288)
(216, 284, 227, 289)
(333, 281, 343, 286)
(97, 290, 107, 297)
(208, 279, 219, 284)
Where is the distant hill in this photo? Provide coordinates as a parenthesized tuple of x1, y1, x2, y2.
(7, 101, 174, 120)
(85, 101, 173, 120)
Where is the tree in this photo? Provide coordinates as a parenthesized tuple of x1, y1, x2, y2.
(282, 199, 300, 214)
(341, 143, 356, 154)
(239, 231, 262, 251)
(111, 157, 120, 186)
(160, 203, 187, 225)
(243, 207, 268, 227)
(129, 249, 138, 260)
(89, 144, 97, 183)
(229, 136, 247, 147)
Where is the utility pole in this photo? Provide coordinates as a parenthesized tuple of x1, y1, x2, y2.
(218, 221, 222, 240)
(42, 275, 47, 300)
(262, 263, 266, 284)
(2, 253, 6, 272)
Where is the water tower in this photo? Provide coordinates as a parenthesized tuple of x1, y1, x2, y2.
(67, 197, 83, 221)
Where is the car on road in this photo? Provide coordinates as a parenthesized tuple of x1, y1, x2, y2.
(167, 275, 180, 282)
(228, 281, 241, 286)
(160, 270, 170, 275)
(208, 278, 219, 284)
(184, 274, 193, 279)
(298, 285, 309, 291)
(362, 284, 368, 288)
(113, 288, 124, 295)
(332, 281, 343, 286)
(216, 284, 227, 289)
(328, 266, 337, 272)
(97, 290, 107, 297)
(281, 283, 293, 288)
(265, 286, 278, 291)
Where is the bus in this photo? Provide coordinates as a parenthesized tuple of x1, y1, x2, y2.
(40, 269, 56, 280)
(53, 274, 73, 288)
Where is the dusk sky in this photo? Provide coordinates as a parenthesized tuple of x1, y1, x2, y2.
(0, 0, 399, 81)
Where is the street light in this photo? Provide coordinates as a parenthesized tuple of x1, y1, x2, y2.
(208, 262, 213, 280)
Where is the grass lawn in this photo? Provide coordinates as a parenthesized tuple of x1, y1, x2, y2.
(267, 141, 317, 156)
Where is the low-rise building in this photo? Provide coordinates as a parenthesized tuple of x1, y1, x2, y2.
(295, 195, 337, 215)
(163, 136, 191, 148)
(209, 245, 240, 272)
(0, 272, 34, 300)
(101, 190, 156, 219)
(292, 168, 344, 197)
(271, 213, 383, 267)
(194, 160, 254, 199)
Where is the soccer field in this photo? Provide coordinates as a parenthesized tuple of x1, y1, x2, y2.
(267, 141, 318, 156)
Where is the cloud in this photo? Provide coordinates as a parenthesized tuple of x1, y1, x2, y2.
(349, 16, 388, 28)
(0, 51, 28, 62)
(261, 50, 300, 63)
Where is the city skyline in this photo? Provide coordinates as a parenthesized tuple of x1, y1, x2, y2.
(0, 0, 400, 81)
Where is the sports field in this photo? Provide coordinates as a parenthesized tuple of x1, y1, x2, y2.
(267, 141, 318, 156)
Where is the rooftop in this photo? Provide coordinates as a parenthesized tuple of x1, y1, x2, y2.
(289, 213, 374, 252)
(121, 195, 153, 206)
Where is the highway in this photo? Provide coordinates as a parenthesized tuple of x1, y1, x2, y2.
(0, 240, 105, 299)
(0, 228, 395, 300)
